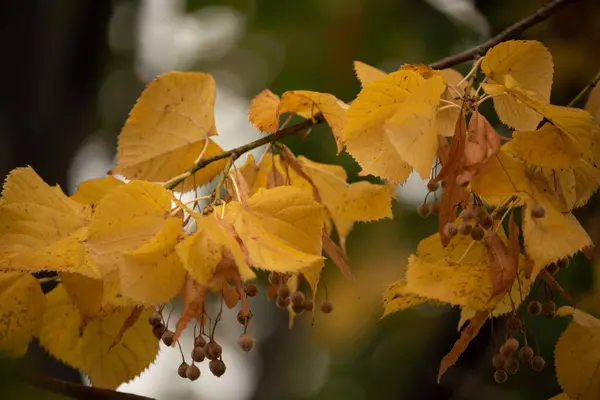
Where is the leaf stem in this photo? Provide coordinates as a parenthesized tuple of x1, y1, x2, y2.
(567, 69, 600, 107)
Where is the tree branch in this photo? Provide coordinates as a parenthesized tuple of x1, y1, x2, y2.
(429, 0, 580, 70)
(165, 0, 579, 191)
(15, 371, 156, 400)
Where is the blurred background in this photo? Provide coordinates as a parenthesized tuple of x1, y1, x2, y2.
(1, 0, 600, 399)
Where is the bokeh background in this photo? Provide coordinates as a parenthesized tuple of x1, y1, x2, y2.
(1, 0, 600, 399)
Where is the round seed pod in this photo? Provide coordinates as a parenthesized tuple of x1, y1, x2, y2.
(205, 341, 223, 360)
(479, 213, 493, 229)
(304, 299, 314, 311)
(507, 315, 522, 331)
(527, 300, 542, 316)
(209, 359, 226, 377)
(504, 357, 519, 375)
(430, 202, 440, 215)
(427, 180, 439, 192)
(194, 335, 207, 348)
(152, 324, 166, 340)
(460, 208, 475, 221)
(292, 303, 305, 315)
(518, 346, 534, 362)
(470, 226, 485, 241)
(191, 346, 205, 363)
(276, 296, 290, 309)
(531, 356, 546, 371)
(417, 203, 430, 218)
(178, 362, 189, 379)
(186, 364, 201, 381)
(542, 301, 556, 318)
(161, 330, 175, 346)
(237, 333, 255, 353)
(321, 299, 334, 314)
(444, 222, 458, 238)
(268, 272, 282, 285)
(458, 221, 472, 236)
(277, 284, 291, 299)
(148, 312, 162, 327)
(246, 283, 258, 297)
(237, 310, 250, 326)
(504, 337, 519, 353)
(531, 204, 546, 218)
(492, 354, 506, 369)
(291, 291, 305, 307)
(546, 263, 559, 275)
(494, 369, 508, 384)
(557, 258, 569, 269)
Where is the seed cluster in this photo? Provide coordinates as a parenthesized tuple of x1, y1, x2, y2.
(492, 336, 545, 383)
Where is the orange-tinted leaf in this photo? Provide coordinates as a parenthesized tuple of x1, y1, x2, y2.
(485, 230, 518, 297)
(248, 89, 280, 133)
(174, 275, 208, 343)
(221, 281, 240, 309)
(108, 305, 143, 350)
(438, 310, 489, 382)
(322, 230, 353, 281)
(457, 111, 501, 185)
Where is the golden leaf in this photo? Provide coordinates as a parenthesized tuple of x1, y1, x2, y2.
(70, 176, 125, 205)
(555, 307, 600, 400)
(437, 68, 465, 137)
(482, 40, 553, 129)
(353, 60, 387, 87)
(248, 89, 280, 133)
(585, 83, 600, 122)
(0, 272, 45, 356)
(231, 186, 326, 273)
(39, 286, 158, 389)
(0, 167, 97, 278)
(382, 279, 429, 317)
(111, 71, 227, 190)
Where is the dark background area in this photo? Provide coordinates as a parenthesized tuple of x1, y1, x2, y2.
(1, 0, 600, 399)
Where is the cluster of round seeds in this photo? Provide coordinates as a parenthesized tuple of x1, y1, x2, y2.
(147, 311, 177, 346)
(441, 206, 492, 241)
(269, 272, 333, 315)
(527, 298, 556, 319)
(416, 180, 442, 218)
(544, 258, 569, 276)
(492, 336, 545, 383)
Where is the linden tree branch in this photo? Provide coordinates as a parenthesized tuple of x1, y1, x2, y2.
(568, 69, 600, 107)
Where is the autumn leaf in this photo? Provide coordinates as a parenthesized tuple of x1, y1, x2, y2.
(353, 60, 387, 87)
(485, 230, 517, 297)
(0, 272, 45, 356)
(39, 285, 158, 389)
(384, 74, 446, 179)
(382, 279, 429, 317)
(70, 176, 125, 205)
(481, 40, 553, 130)
(109, 305, 144, 350)
(437, 68, 465, 137)
(322, 231, 353, 281)
(585, 82, 600, 122)
(177, 210, 255, 285)
(111, 71, 227, 191)
(438, 310, 489, 382)
(87, 180, 186, 304)
(174, 275, 208, 342)
(0, 167, 97, 278)
(555, 307, 600, 400)
(229, 186, 326, 273)
(59, 272, 105, 318)
(248, 89, 281, 133)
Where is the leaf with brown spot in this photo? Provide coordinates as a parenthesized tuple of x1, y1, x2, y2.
(508, 212, 520, 265)
(485, 230, 518, 297)
(438, 310, 489, 382)
(434, 110, 465, 183)
(174, 275, 208, 344)
(322, 230, 353, 281)
(540, 270, 572, 302)
(457, 111, 501, 185)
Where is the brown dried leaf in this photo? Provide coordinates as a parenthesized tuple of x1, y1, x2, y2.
(438, 310, 489, 382)
(174, 275, 208, 343)
(108, 305, 144, 351)
(540, 270, 573, 302)
(508, 212, 520, 265)
(485, 230, 518, 297)
(435, 110, 465, 183)
(221, 281, 240, 309)
(322, 230, 353, 281)
(229, 167, 250, 204)
(457, 112, 501, 185)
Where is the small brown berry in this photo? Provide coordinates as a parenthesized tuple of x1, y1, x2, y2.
(186, 364, 201, 381)
(527, 300, 542, 316)
(494, 369, 508, 384)
(479, 213, 493, 229)
(268, 272, 282, 285)
(460, 208, 475, 221)
(321, 299, 334, 314)
(492, 354, 505, 369)
(292, 303, 305, 315)
(557, 258, 569, 269)
(152, 323, 166, 340)
(504, 337, 519, 352)
(291, 291, 305, 307)
(531, 203, 546, 218)
(430, 202, 440, 215)
(427, 180, 439, 192)
(237, 333, 255, 352)
(161, 330, 175, 346)
(504, 357, 519, 375)
(148, 312, 162, 327)
(458, 221, 472, 236)
(444, 222, 458, 237)
(507, 315, 522, 331)
(417, 203, 430, 218)
(276, 296, 290, 309)
(191, 346, 205, 362)
(518, 346, 534, 362)
(531, 355, 546, 371)
(542, 301, 556, 318)
(246, 283, 258, 297)
(205, 341, 223, 360)
(237, 310, 250, 326)
(194, 335, 207, 348)
(304, 299, 314, 311)
(546, 263, 559, 275)
(178, 362, 189, 378)
(209, 359, 226, 377)
(470, 226, 485, 241)
(277, 284, 291, 299)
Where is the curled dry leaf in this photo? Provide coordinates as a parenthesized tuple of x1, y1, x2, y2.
(438, 310, 489, 382)
(174, 275, 208, 343)
(484, 229, 518, 297)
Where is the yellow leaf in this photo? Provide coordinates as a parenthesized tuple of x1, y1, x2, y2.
(237, 154, 260, 190)
(297, 156, 394, 249)
(70, 176, 125, 205)
(549, 394, 571, 400)
(437, 68, 465, 137)
(384, 75, 446, 179)
(482, 40, 553, 129)
(279, 90, 347, 153)
(585, 83, 600, 122)
(248, 89, 280, 133)
(353, 60, 387, 86)
(522, 200, 592, 268)
(0, 167, 97, 278)
(506, 123, 583, 169)
(87, 180, 179, 275)
(555, 307, 600, 400)
(59, 272, 104, 317)
(112, 71, 227, 191)
(39, 285, 159, 389)
(177, 211, 255, 285)
(0, 272, 45, 356)
(231, 186, 326, 273)
(120, 217, 186, 304)
(382, 279, 429, 317)
(344, 69, 425, 183)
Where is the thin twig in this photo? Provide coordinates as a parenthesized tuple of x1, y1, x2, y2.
(568, 69, 600, 107)
(429, 0, 580, 70)
(14, 371, 156, 400)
